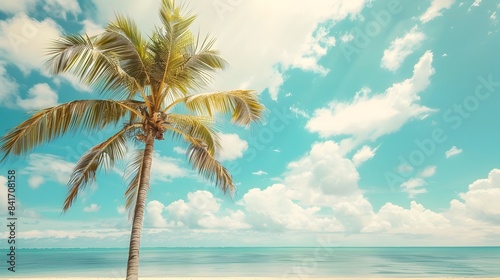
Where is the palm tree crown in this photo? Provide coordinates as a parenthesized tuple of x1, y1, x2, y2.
(0, 1, 264, 279)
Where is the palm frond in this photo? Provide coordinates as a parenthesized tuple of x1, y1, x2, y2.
(0, 100, 143, 161)
(181, 90, 265, 126)
(46, 34, 136, 98)
(187, 141, 234, 194)
(63, 126, 130, 211)
(105, 14, 151, 88)
(157, 34, 226, 106)
(163, 114, 220, 156)
(123, 149, 145, 219)
(151, 0, 196, 102)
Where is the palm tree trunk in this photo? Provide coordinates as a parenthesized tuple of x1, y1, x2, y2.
(126, 130, 155, 280)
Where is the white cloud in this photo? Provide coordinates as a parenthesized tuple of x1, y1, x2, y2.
(80, 19, 104, 37)
(468, 0, 482, 12)
(241, 184, 341, 231)
(28, 175, 45, 189)
(146, 200, 169, 227)
(23, 209, 42, 219)
(352, 145, 378, 167)
(449, 169, 500, 224)
(420, 166, 437, 178)
(340, 33, 354, 43)
(273, 149, 280, 153)
(491, 11, 497, 21)
(83, 203, 101, 212)
(0, 0, 37, 14)
(17, 83, 59, 111)
(282, 141, 375, 232)
(117, 205, 126, 215)
(307, 51, 436, 142)
(445, 146, 463, 158)
(400, 178, 427, 198)
(193, 0, 367, 100)
(0, 63, 18, 108)
(22, 153, 75, 186)
(290, 105, 310, 118)
(151, 152, 189, 182)
(215, 133, 248, 162)
(43, 0, 81, 20)
(285, 141, 359, 197)
(381, 26, 426, 71)
(0, 13, 62, 74)
(363, 201, 450, 233)
(420, 0, 455, 23)
(252, 170, 268, 176)
(164, 191, 250, 229)
(173, 146, 186, 155)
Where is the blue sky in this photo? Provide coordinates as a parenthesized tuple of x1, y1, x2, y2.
(0, 0, 499, 248)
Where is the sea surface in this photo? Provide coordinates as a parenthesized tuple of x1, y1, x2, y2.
(2, 247, 500, 278)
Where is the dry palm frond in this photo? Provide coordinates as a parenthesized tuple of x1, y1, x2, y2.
(0, 100, 143, 161)
(123, 149, 145, 219)
(163, 114, 220, 156)
(187, 141, 234, 195)
(63, 126, 130, 211)
(182, 90, 265, 126)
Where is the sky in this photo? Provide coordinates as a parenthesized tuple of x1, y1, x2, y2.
(0, 0, 499, 248)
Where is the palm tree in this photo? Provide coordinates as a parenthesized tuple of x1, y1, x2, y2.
(0, 1, 264, 279)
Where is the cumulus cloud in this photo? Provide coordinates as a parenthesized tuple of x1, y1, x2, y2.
(449, 169, 500, 224)
(215, 133, 248, 162)
(381, 26, 426, 71)
(163, 191, 250, 229)
(252, 170, 268, 176)
(0, 13, 62, 74)
(420, 0, 455, 23)
(307, 51, 436, 142)
(17, 83, 59, 110)
(363, 201, 450, 233)
(445, 146, 463, 158)
(241, 184, 341, 231)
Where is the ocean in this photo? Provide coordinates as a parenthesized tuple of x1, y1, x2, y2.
(2, 247, 499, 278)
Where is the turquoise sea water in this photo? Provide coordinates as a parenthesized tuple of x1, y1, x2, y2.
(2, 247, 499, 278)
